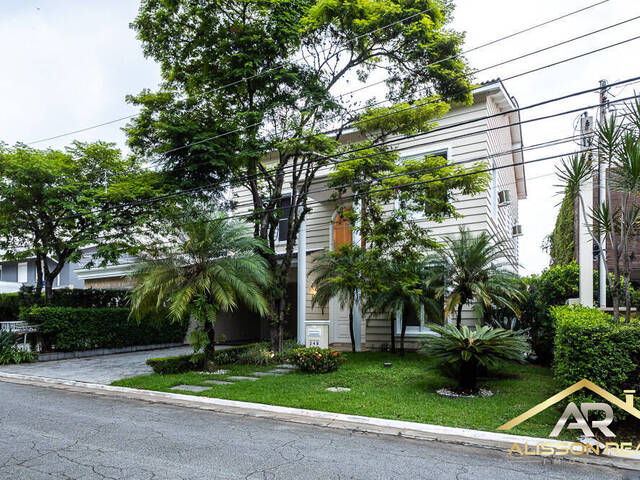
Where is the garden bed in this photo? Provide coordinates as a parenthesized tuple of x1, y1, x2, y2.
(112, 351, 570, 439)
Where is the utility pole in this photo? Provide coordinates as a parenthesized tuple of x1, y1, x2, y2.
(578, 110, 594, 307)
(598, 79, 608, 308)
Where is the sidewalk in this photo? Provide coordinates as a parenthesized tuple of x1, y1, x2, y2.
(0, 370, 638, 472)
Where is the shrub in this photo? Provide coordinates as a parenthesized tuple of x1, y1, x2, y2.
(211, 340, 300, 365)
(420, 324, 529, 391)
(20, 306, 187, 352)
(18, 286, 130, 308)
(0, 294, 19, 322)
(520, 262, 579, 365)
(147, 353, 204, 374)
(552, 305, 640, 415)
(0, 330, 35, 365)
(289, 347, 343, 374)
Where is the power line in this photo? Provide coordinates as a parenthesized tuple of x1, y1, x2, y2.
(56, 87, 640, 221)
(24, 0, 611, 145)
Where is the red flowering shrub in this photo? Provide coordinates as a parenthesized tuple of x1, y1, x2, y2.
(289, 347, 343, 374)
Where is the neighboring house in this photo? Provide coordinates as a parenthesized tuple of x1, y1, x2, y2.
(228, 79, 527, 350)
(0, 255, 85, 293)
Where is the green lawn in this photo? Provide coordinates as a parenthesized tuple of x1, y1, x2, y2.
(112, 352, 567, 439)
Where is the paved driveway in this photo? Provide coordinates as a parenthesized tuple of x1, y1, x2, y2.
(0, 346, 197, 384)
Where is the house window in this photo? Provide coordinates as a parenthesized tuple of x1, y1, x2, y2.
(395, 301, 444, 336)
(332, 208, 352, 250)
(396, 148, 450, 220)
(17, 262, 27, 283)
(276, 194, 292, 243)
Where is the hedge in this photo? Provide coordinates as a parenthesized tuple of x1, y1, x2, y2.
(18, 286, 130, 308)
(20, 306, 187, 352)
(147, 354, 204, 374)
(0, 294, 19, 322)
(552, 305, 640, 413)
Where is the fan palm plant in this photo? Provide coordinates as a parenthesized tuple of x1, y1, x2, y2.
(426, 228, 524, 328)
(310, 245, 367, 352)
(129, 212, 272, 363)
(366, 255, 443, 354)
(421, 323, 528, 391)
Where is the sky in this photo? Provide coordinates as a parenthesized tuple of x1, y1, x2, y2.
(0, 0, 638, 275)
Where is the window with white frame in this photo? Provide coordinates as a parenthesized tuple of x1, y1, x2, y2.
(395, 148, 450, 220)
(276, 193, 292, 243)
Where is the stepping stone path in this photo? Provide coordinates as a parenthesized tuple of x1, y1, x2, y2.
(204, 380, 234, 385)
(326, 387, 351, 392)
(227, 376, 259, 381)
(275, 364, 298, 369)
(253, 372, 281, 377)
(170, 385, 212, 393)
(269, 368, 294, 374)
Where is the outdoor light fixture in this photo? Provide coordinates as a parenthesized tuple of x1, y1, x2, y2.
(310, 286, 317, 297)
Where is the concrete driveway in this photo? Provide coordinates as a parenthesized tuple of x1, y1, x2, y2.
(0, 346, 197, 384)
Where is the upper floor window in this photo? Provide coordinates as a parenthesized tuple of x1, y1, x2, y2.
(276, 194, 292, 243)
(332, 208, 352, 250)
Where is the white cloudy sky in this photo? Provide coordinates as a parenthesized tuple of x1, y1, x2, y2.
(0, 0, 638, 275)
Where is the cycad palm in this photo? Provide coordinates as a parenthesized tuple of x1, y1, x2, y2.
(310, 245, 365, 352)
(428, 228, 523, 328)
(129, 213, 272, 362)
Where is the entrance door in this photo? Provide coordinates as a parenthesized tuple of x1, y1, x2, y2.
(329, 208, 354, 344)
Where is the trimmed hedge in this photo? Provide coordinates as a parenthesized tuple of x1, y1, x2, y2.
(0, 294, 19, 322)
(20, 306, 187, 352)
(552, 305, 640, 410)
(147, 353, 204, 374)
(18, 286, 130, 308)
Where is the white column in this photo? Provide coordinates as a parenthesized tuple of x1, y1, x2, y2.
(351, 202, 362, 351)
(579, 177, 594, 306)
(297, 214, 307, 345)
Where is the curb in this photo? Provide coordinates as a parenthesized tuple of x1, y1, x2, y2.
(0, 371, 638, 471)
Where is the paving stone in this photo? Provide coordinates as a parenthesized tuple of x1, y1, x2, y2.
(252, 372, 281, 377)
(227, 376, 259, 381)
(326, 387, 351, 392)
(203, 380, 234, 385)
(269, 368, 294, 373)
(275, 364, 298, 369)
(170, 385, 212, 392)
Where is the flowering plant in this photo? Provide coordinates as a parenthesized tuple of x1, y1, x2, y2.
(289, 347, 343, 374)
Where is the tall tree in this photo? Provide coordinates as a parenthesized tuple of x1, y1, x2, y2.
(0, 142, 163, 301)
(126, 0, 474, 351)
(129, 212, 272, 363)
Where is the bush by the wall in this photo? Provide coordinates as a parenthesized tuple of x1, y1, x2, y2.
(20, 306, 187, 352)
(0, 294, 19, 322)
(520, 262, 579, 365)
(211, 340, 300, 365)
(18, 286, 130, 308)
(147, 353, 204, 374)
(289, 347, 343, 373)
(552, 305, 640, 413)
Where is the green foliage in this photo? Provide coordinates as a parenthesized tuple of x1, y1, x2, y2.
(146, 354, 204, 374)
(552, 305, 640, 418)
(0, 330, 35, 365)
(0, 142, 166, 299)
(18, 286, 130, 308)
(211, 340, 300, 365)
(420, 324, 528, 391)
(0, 293, 19, 322)
(289, 347, 343, 374)
(129, 211, 272, 361)
(425, 228, 524, 328)
(548, 190, 575, 266)
(20, 307, 187, 352)
(520, 262, 579, 365)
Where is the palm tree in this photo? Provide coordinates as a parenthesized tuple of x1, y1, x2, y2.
(310, 245, 366, 352)
(427, 228, 523, 329)
(366, 255, 442, 354)
(129, 212, 272, 363)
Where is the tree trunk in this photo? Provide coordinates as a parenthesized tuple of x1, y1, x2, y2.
(456, 303, 463, 329)
(269, 297, 285, 352)
(348, 303, 356, 353)
(35, 252, 43, 298)
(460, 358, 478, 392)
(204, 323, 216, 363)
(400, 308, 408, 356)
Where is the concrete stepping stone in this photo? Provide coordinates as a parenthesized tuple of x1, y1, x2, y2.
(170, 384, 211, 392)
(204, 380, 234, 385)
(326, 387, 351, 392)
(269, 368, 294, 374)
(275, 364, 298, 369)
(253, 372, 281, 377)
(227, 376, 259, 381)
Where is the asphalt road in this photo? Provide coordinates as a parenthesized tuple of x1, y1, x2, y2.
(0, 382, 634, 480)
